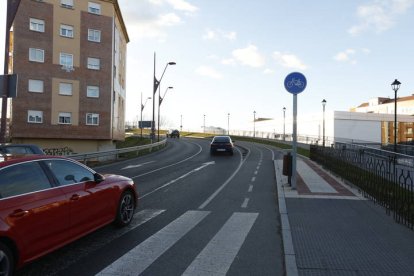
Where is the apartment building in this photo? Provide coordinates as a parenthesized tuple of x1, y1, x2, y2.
(8, 0, 128, 153)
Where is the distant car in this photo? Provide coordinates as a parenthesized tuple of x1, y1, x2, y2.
(0, 144, 44, 155)
(169, 129, 180, 138)
(0, 155, 138, 275)
(210, 136, 234, 155)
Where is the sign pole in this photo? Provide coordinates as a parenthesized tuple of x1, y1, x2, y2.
(284, 71, 307, 190)
(292, 94, 297, 189)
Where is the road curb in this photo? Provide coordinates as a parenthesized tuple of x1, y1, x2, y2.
(274, 159, 299, 276)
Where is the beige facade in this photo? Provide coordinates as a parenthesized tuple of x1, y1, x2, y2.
(9, 0, 129, 153)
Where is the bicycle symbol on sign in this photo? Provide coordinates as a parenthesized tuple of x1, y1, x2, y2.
(286, 78, 305, 89)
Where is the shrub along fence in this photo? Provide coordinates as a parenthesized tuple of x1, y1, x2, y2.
(310, 142, 414, 230)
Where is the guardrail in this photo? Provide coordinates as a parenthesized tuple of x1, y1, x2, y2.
(68, 139, 167, 165)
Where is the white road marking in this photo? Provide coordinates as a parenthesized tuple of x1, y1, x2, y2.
(251, 176, 256, 182)
(140, 162, 215, 199)
(131, 142, 203, 179)
(121, 161, 155, 170)
(241, 198, 249, 208)
(96, 211, 210, 276)
(256, 166, 260, 170)
(248, 185, 253, 192)
(254, 170, 258, 175)
(182, 212, 258, 276)
(198, 147, 250, 209)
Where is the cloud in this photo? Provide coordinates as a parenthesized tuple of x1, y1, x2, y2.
(195, 66, 223, 79)
(118, 0, 195, 40)
(334, 48, 370, 64)
(166, 0, 198, 12)
(272, 52, 307, 70)
(221, 58, 236, 65)
(203, 29, 237, 41)
(263, 69, 275, 75)
(232, 45, 265, 68)
(348, 0, 414, 35)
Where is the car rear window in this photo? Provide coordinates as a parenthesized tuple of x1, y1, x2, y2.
(213, 137, 230, 143)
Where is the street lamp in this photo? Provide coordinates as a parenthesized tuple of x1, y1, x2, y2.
(392, 79, 401, 152)
(180, 114, 183, 132)
(227, 113, 230, 135)
(283, 107, 286, 141)
(203, 114, 206, 133)
(140, 93, 151, 138)
(158, 86, 173, 141)
(152, 52, 176, 142)
(322, 99, 326, 147)
(253, 111, 256, 138)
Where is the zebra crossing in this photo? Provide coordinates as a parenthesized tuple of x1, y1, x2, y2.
(97, 209, 259, 276)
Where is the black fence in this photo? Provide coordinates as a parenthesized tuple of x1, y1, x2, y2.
(310, 143, 414, 230)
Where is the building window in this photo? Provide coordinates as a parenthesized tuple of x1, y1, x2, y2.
(60, 53, 73, 67)
(28, 110, 43, 123)
(29, 48, 44, 63)
(88, 29, 101, 42)
(87, 57, 100, 70)
(59, 82, 73, 96)
(88, 2, 101, 15)
(28, 79, 44, 93)
(60, 0, 73, 8)
(87, 85, 99, 98)
(86, 113, 99, 125)
(60, 24, 74, 38)
(58, 112, 72, 124)
(29, 18, 45, 32)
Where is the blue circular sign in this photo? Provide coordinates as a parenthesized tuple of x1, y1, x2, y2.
(284, 72, 307, 94)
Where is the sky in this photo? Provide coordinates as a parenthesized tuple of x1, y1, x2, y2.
(1, 0, 414, 135)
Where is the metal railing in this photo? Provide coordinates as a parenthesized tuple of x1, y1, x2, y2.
(68, 139, 167, 165)
(310, 142, 414, 230)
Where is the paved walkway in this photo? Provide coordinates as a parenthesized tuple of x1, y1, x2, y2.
(275, 155, 414, 276)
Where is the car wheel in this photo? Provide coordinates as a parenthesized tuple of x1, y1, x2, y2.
(115, 190, 135, 227)
(0, 242, 14, 276)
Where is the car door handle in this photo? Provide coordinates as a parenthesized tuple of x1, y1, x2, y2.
(10, 209, 29, 218)
(70, 194, 80, 201)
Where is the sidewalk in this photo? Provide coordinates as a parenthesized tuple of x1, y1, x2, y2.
(274, 155, 414, 276)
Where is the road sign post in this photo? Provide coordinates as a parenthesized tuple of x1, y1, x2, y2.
(284, 72, 307, 189)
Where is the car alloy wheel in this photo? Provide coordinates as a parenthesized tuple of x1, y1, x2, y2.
(115, 191, 135, 227)
(0, 242, 13, 276)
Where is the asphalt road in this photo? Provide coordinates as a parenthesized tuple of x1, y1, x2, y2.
(17, 137, 284, 276)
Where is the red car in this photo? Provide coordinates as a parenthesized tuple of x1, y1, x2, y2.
(0, 155, 138, 275)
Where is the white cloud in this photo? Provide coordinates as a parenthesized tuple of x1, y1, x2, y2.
(263, 69, 275, 75)
(348, 0, 414, 35)
(158, 13, 182, 26)
(334, 49, 356, 62)
(221, 58, 236, 65)
(166, 0, 198, 12)
(195, 66, 223, 79)
(203, 29, 237, 41)
(334, 48, 370, 64)
(272, 52, 307, 70)
(232, 45, 265, 68)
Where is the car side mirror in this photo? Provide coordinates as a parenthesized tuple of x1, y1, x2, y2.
(94, 173, 105, 183)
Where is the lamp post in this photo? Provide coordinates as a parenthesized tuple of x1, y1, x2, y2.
(152, 52, 176, 142)
(158, 86, 173, 141)
(140, 93, 151, 138)
(203, 114, 206, 133)
(283, 107, 286, 141)
(227, 113, 230, 135)
(391, 79, 401, 152)
(322, 99, 326, 147)
(253, 111, 256, 138)
(180, 114, 183, 132)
